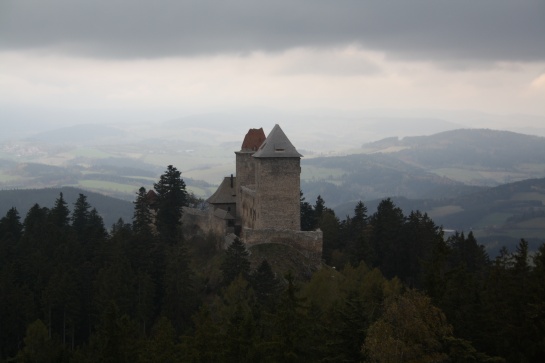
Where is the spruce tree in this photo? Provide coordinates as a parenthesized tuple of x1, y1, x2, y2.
(133, 187, 153, 237)
(0, 207, 23, 264)
(345, 201, 371, 267)
(154, 165, 187, 244)
(23, 204, 49, 237)
(251, 259, 280, 307)
(72, 193, 91, 239)
(49, 192, 70, 229)
(352, 201, 368, 230)
(221, 237, 251, 285)
(0, 207, 23, 242)
(368, 198, 405, 278)
(87, 208, 107, 242)
(300, 191, 315, 231)
(313, 195, 326, 229)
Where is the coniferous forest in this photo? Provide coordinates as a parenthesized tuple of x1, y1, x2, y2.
(1, 165, 544, 362)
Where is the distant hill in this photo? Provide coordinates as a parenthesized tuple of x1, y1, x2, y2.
(0, 187, 133, 228)
(334, 178, 545, 256)
(302, 129, 545, 206)
(302, 152, 484, 206)
(2, 127, 545, 251)
(363, 129, 545, 184)
(0, 157, 216, 202)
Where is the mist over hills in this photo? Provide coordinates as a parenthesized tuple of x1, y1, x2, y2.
(7, 107, 545, 149)
(301, 129, 545, 205)
(27, 124, 129, 145)
(1, 126, 544, 253)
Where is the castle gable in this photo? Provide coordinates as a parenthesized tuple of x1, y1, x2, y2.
(206, 176, 236, 205)
(252, 124, 303, 158)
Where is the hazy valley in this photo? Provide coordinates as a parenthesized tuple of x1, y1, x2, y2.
(1, 122, 545, 255)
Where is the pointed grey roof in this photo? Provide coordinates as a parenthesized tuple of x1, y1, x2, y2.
(206, 176, 236, 204)
(252, 124, 303, 158)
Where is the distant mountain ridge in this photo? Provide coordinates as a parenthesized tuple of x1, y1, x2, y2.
(303, 128, 545, 207)
(364, 128, 545, 169)
(1, 128, 544, 254)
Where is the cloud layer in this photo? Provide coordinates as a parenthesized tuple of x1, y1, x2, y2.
(2, 0, 544, 64)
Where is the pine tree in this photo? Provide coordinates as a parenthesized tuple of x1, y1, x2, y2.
(352, 201, 368, 231)
(154, 165, 187, 245)
(49, 193, 70, 229)
(313, 195, 326, 229)
(529, 243, 545, 361)
(300, 191, 315, 231)
(0, 207, 23, 242)
(72, 193, 91, 239)
(133, 187, 153, 237)
(251, 259, 280, 307)
(320, 210, 340, 266)
(0, 207, 23, 261)
(131, 187, 158, 280)
(268, 273, 316, 362)
(87, 208, 107, 242)
(23, 204, 49, 237)
(368, 198, 405, 278)
(162, 243, 194, 333)
(345, 201, 371, 267)
(221, 238, 251, 286)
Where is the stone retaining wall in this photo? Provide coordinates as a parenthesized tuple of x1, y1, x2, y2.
(243, 227, 323, 263)
(182, 207, 232, 236)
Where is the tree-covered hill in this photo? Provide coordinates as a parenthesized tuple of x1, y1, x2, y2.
(333, 178, 545, 255)
(0, 187, 133, 227)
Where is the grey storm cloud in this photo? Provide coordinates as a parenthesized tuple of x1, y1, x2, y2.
(1, 0, 544, 64)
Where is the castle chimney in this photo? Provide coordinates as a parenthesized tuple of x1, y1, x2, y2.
(230, 174, 233, 188)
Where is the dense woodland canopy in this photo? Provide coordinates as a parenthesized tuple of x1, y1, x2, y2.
(1, 165, 544, 362)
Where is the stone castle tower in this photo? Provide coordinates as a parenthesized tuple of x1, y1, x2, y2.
(199, 124, 321, 262)
(235, 127, 266, 227)
(237, 124, 302, 231)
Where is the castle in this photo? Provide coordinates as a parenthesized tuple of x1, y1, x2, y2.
(185, 125, 322, 262)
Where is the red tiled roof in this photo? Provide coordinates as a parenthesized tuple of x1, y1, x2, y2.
(241, 128, 266, 151)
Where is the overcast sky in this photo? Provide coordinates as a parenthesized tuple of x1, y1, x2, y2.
(1, 0, 544, 134)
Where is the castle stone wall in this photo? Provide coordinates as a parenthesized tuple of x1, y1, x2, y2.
(235, 152, 256, 224)
(240, 186, 257, 230)
(255, 158, 301, 230)
(243, 228, 323, 264)
(182, 207, 232, 236)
